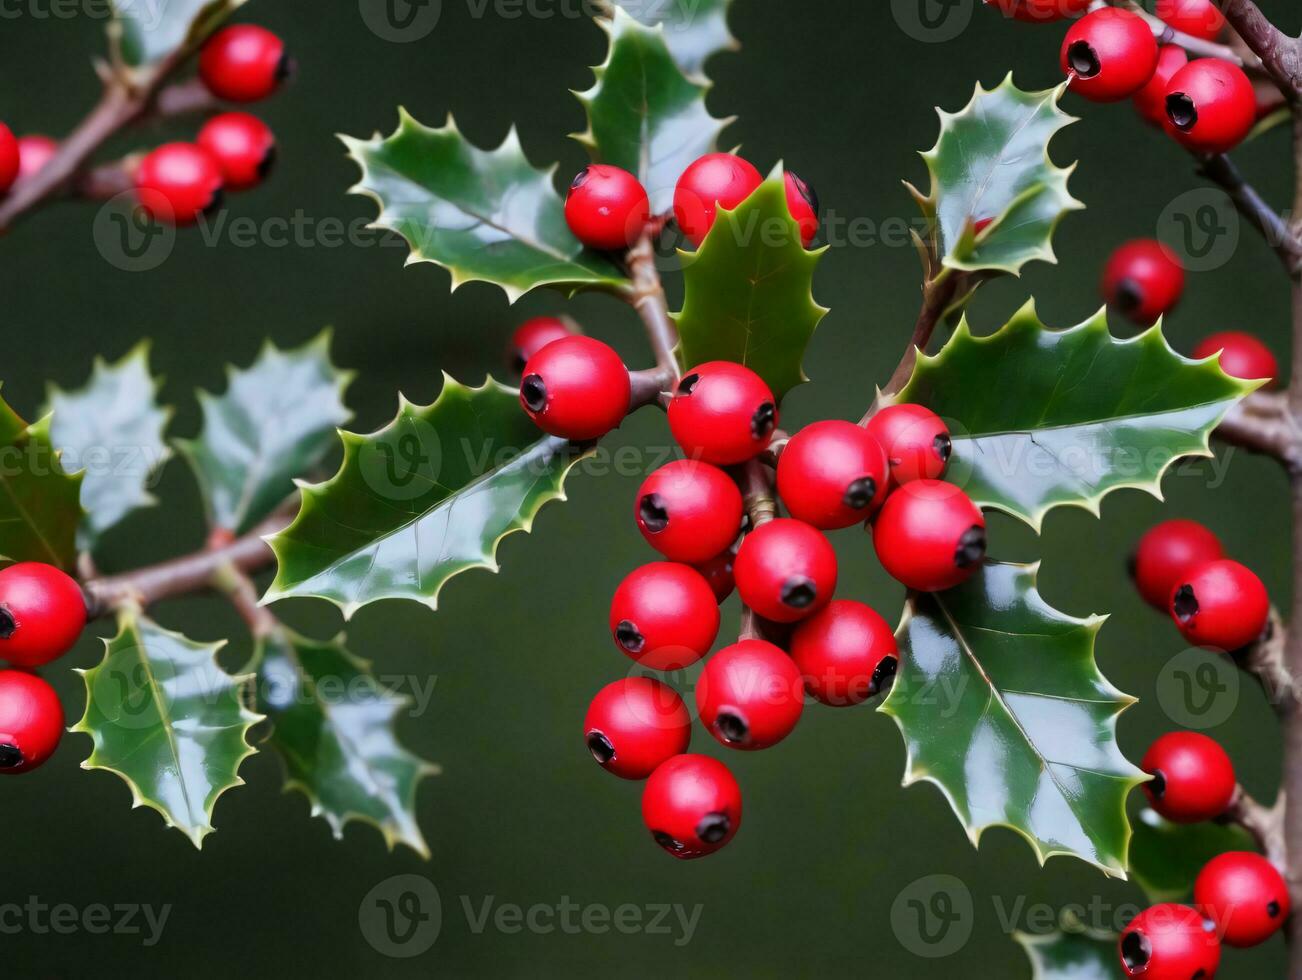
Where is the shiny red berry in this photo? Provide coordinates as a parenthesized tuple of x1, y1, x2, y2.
(1156, 0, 1225, 41)
(0, 670, 63, 773)
(668, 362, 777, 465)
(1134, 46, 1189, 127)
(135, 142, 224, 226)
(1130, 519, 1224, 610)
(197, 112, 275, 190)
(1120, 904, 1221, 980)
(609, 563, 720, 671)
(635, 460, 744, 563)
(784, 171, 819, 247)
(0, 563, 87, 668)
(1171, 558, 1269, 652)
(694, 549, 736, 603)
(507, 316, 575, 374)
(1102, 239, 1185, 325)
(873, 481, 986, 592)
(696, 639, 804, 750)
(564, 165, 650, 250)
(584, 677, 691, 780)
(790, 599, 898, 707)
(520, 335, 630, 440)
(776, 420, 888, 529)
(984, 0, 1091, 22)
(734, 519, 837, 623)
(1195, 851, 1290, 948)
(864, 404, 951, 486)
(1061, 9, 1159, 103)
(16, 134, 57, 181)
(674, 153, 763, 247)
(1165, 59, 1256, 155)
(642, 754, 742, 859)
(1141, 731, 1236, 823)
(1193, 331, 1278, 387)
(199, 25, 290, 103)
(0, 123, 16, 193)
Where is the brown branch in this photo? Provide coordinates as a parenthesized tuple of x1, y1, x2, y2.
(740, 457, 777, 529)
(1223, 785, 1288, 870)
(1233, 606, 1299, 714)
(1198, 153, 1302, 275)
(628, 365, 674, 412)
(1214, 391, 1301, 464)
(212, 563, 278, 639)
(625, 231, 680, 384)
(1214, 0, 1302, 101)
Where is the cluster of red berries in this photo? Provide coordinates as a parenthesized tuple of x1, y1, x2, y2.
(0, 563, 87, 776)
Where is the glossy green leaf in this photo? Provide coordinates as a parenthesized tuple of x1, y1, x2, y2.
(918, 76, 1081, 275)
(575, 8, 727, 213)
(897, 303, 1257, 531)
(674, 171, 828, 399)
(1016, 924, 1117, 979)
(112, 0, 244, 67)
(72, 608, 262, 848)
(46, 344, 171, 550)
(602, 0, 736, 79)
(265, 376, 586, 618)
(881, 561, 1145, 877)
(0, 393, 84, 570)
(1128, 807, 1254, 904)
(254, 628, 438, 856)
(175, 331, 353, 535)
(343, 112, 630, 302)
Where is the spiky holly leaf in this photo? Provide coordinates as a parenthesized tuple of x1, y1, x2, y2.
(175, 332, 353, 535)
(897, 303, 1256, 531)
(111, 0, 244, 67)
(0, 393, 84, 570)
(1016, 923, 1117, 979)
(1129, 807, 1254, 904)
(254, 627, 438, 856)
(575, 8, 727, 214)
(917, 76, 1081, 275)
(673, 170, 827, 399)
(881, 561, 1145, 877)
(343, 112, 629, 302)
(46, 344, 171, 550)
(602, 0, 736, 79)
(265, 376, 586, 618)
(72, 608, 262, 848)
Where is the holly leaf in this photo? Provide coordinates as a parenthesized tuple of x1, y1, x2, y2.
(897, 303, 1256, 531)
(917, 75, 1081, 276)
(46, 344, 171, 550)
(1016, 923, 1117, 979)
(175, 331, 353, 535)
(111, 0, 245, 67)
(881, 561, 1145, 877)
(601, 0, 737, 79)
(72, 608, 262, 848)
(342, 112, 630, 302)
(574, 7, 728, 213)
(1128, 807, 1254, 904)
(265, 376, 587, 618)
(0, 393, 84, 570)
(673, 170, 828, 399)
(254, 627, 438, 856)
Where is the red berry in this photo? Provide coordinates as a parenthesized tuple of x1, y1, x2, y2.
(0, 670, 63, 773)
(642, 754, 742, 859)
(1171, 558, 1269, 652)
(507, 316, 575, 374)
(696, 639, 804, 749)
(1120, 904, 1221, 980)
(984, 0, 1091, 22)
(1195, 851, 1290, 948)
(864, 404, 951, 486)
(1192, 331, 1278, 387)
(668, 362, 778, 465)
(199, 25, 290, 103)
(564, 165, 650, 250)
(1134, 46, 1189, 127)
(694, 549, 736, 603)
(197, 112, 275, 190)
(674, 153, 763, 247)
(635, 460, 744, 563)
(584, 677, 690, 780)
(1101, 239, 1185, 325)
(1141, 731, 1236, 823)
(776, 420, 888, 529)
(519, 335, 630, 440)
(1061, 9, 1159, 103)
(1130, 519, 1224, 610)
(784, 171, 819, 247)
(790, 599, 898, 706)
(734, 518, 837, 623)
(0, 123, 20, 194)
(873, 481, 986, 592)
(135, 142, 224, 226)
(609, 563, 720, 671)
(1165, 59, 1256, 155)
(1156, 0, 1225, 41)
(0, 563, 87, 668)
(16, 134, 58, 181)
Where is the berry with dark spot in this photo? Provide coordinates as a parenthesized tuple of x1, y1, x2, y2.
(1156, 0, 1225, 42)
(1165, 58, 1256, 155)
(1119, 904, 1221, 980)
(1130, 519, 1224, 611)
(1134, 45, 1189, 127)
(1170, 558, 1269, 652)
(1060, 9, 1159, 103)
(519, 335, 630, 440)
(1101, 239, 1185, 325)
(667, 361, 778, 465)
(872, 480, 985, 592)
(609, 562, 720, 671)
(864, 404, 951, 487)
(135, 143, 225, 226)
(1141, 731, 1236, 823)
(776, 420, 889, 529)
(784, 171, 819, 247)
(1195, 851, 1290, 948)
(1192, 331, 1278, 387)
(564, 165, 650, 250)
(734, 518, 837, 623)
(197, 112, 276, 190)
(674, 153, 763, 247)
(0, 562, 87, 668)
(641, 754, 742, 859)
(583, 677, 691, 781)
(199, 25, 291, 103)
(790, 599, 899, 707)
(635, 460, 744, 563)
(696, 639, 804, 749)
(0, 670, 64, 774)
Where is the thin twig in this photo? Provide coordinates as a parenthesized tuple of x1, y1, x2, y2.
(625, 231, 681, 383)
(1233, 606, 1298, 715)
(212, 562, 279, 639)
(1198, 153, 1302, 275)
(1214, 391, 1301, 465)
(1111, 1, 1252, 66)
(1222, 785, 1288, 870)
(1213, 0, 1302, 101)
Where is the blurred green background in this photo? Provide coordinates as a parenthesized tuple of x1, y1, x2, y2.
(2, 0, 1298, 975)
